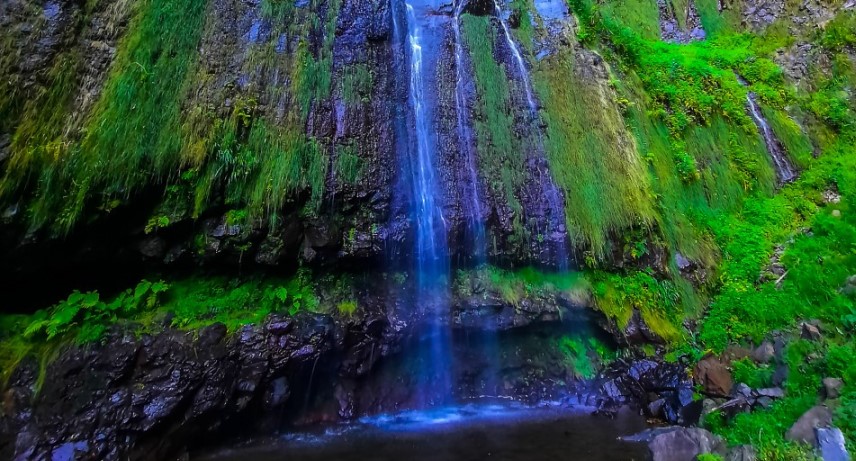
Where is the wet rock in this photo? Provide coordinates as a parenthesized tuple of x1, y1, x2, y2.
(138, 236, 166, 259)
(727, 445, 758, 461)
(751, 342, 775, 364)
(786, 405, 833, 445)
(611, 309, 665, 346)
(594, 358, 695, 425)
(816, 427, 850, 461)
(822, 378, 844, 400)
(648, 427, 726, 461)
(772, 364, 789, 387)
(657, 0, 706, 44)
(801, 322, 822, 341)
(733, 383, 752, 399)
(694, 355, 734, 397)
(756, 387, 784, 399)
(722, 345, 752, 362)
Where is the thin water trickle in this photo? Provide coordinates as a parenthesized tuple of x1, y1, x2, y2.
(745, 92, 797, 183)
(453, 0, 487, 263)
(492, 0, 570, 269)
(493, 0, 537, 115)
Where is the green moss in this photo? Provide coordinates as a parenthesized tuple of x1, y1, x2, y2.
(340, 62, 373, 104)
(334, 143, 365, 185)
(598, 0, 661, 41)
(590, 270, 685, 343)
(337, 301, 358, 316)
(533, 49, 655, 255)
(455, 266, 588, 308)
(461, 14, 527, 244)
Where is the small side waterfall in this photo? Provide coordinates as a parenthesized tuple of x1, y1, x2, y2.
(492, 0, 570, 269)
(453, 0, 487, 263)
(493, 0, 537, 115)
(745, 91, 798, 183)
(735, 74, 797, 183)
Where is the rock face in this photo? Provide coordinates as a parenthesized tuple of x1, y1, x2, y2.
(786, 405, 834, 445)
(593, 358, 699, 426)
(823, 378, 844, 400)
(694, 355, 734, 397)
(0, 299, 615, 460)
(648, 427, 727, 461)
(1, 315, 337, 460)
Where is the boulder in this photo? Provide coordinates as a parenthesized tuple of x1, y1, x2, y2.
(751, 342, 775, 364)
(822, 378, 844, 400)
(648, 427, 727, 461)
(694, 356, 734, 397)
(786, 405, 833, 445)
(755, 387, 784, 399)
(801, 322, 822, 341)
(816, 427, 850, 461)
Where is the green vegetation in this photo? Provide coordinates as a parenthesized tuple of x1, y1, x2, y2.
(0, 272, 323, 387)
(553, 0, 856, 456)
(0, 0, 346, 234)
(455, 266, 588, 307)
(557, 334, 616, 378)
(590, 270, 688, 342)
(461, 14, 529, 246)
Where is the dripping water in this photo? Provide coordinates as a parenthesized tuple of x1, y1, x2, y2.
(453, 0, 487, 264)
(492, 0, 569, 270)
(745, 92, 798, 183)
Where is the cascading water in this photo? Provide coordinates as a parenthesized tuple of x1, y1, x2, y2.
(492, 0, 570, 270)
(745, 92, 798, 183)
(392, 0, 453, 405)
(735, 74, 797, 183)
(493, 0, 537, 115)
(453, 0, 487, 263)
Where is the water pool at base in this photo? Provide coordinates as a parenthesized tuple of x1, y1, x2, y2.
(195, 402, 651, 461)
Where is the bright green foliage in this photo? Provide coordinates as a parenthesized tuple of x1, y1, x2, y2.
(23, 280, 169, 343)
(696, 455, 725, 461)
(456, 266, 588, 307)
(731, 358, 774, 389)
(557, 335, 595, 378)
(821, 11, 856, 51)
(597, 0, 661, 41)
(184, 0, 341, 221)
(0, 0, 345, 234)
(160, 273, 317, 331)
(590, 270, 685, 342)
(7, 0, 209, 232)
(0, 273, 320, 392)
(533, 49, 656, 255)
(461, 14, 527, 244)
(334, 144, 365, 185)
(340, 63, 373, 104)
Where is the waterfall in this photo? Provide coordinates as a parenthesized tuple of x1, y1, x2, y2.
(735, 74, 797, 183)
(492, 0, 570, 270)
(454, 0, 487, 263)
(405, 3, 447, 275)
(393, 0, 452, 405)
(493, 0, 537, 115)
(745, 91, 798, 183)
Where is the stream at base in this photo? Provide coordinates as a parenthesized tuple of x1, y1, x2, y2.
(194, 401, 650, 461)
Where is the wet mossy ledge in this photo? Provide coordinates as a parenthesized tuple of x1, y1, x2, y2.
(0, 266, 662, 387)
(1, 0, 856, 459)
